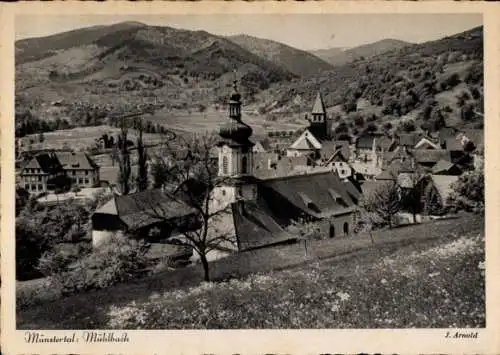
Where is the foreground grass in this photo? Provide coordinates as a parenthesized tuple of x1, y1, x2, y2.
(106, 231, 484, 329)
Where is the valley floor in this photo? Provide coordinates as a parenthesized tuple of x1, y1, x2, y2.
(17, 213, 484, 329)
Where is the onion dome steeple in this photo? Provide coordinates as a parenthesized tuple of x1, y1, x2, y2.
(219, 79, 253, 146)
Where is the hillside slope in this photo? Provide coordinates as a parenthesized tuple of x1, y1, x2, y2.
(15, 22, 296, 123)
(228, 34, 333, 77)
(260, 26, 483, 134)
(311, 39, 411, 66)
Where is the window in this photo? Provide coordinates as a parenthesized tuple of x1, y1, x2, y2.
(38, 176, 42, 182)
(343, 222, 349, 236)
(222, 189, 226, 196)
(241, 156, 248, 174)
(222, 156, 228, 175)
(85, 170, 89, 176)
(38, 184, 43, 191)
(72, 171, 76, 176)
(85, 179, 89, 184)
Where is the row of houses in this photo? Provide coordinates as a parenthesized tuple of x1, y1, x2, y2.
(17, 151, 100, 194)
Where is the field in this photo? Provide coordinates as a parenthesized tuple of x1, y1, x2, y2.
(17, 213, 484, 329)
(146, 108, 308, 139)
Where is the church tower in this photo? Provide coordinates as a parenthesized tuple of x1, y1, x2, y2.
(307, 91, 330, 141)
(213, 79, 258, 208)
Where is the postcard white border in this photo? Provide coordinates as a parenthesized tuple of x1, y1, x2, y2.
(1, 2, 500, 354)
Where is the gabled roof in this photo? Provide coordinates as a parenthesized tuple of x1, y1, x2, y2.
(414, 137, 440, 150)
(22, 152, 62, 174)
(260, 171, 356, 218)
(311, 92, 326, 115)
(93, 189, 197, 230)
(430, 175, 460, 203)
(56, 151, 99, 170)
(325, 148, 350, 165)
(288, 129, 322, 150)
(412, 149, 452, 164)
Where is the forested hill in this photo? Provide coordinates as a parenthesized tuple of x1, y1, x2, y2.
(258, 26, 483, 134)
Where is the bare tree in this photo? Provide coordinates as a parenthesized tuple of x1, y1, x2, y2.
(363, 181, 402, 229)
(146, 132, 235, 281)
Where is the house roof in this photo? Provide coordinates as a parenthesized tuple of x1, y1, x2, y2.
(325, 148, 350, 165)
(356, 135, 376, 150)
(414, 137, 440, 150)
(289, 129, 322, 150)
(93, 189, 197, 230)
(343, 180, 362, 202)
(311, 92, 326, 115)
(56, 151, 99, 170)
(430, 175, 459, 203)
(232, 199, 296, 251)
(320, 140, 338, 161)
(23, 152, 62, 174)
(412, 149, 452, 164)
(432, 159, 456, 174)
(261, 171, 356, 218)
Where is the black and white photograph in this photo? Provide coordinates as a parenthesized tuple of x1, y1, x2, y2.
(7, 7, 490, 338)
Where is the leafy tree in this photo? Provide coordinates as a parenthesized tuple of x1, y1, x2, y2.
(362, 181, 402, 228)
(447, 166, 484, 214)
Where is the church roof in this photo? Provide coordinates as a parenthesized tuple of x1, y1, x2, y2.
(232, 199, 296, 251)
(311, 92, 326, 115)
(289, 129, 322, 150)
(260, 171, 356, 218)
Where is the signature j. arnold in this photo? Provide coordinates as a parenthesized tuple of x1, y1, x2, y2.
(25, 331, 130, 343)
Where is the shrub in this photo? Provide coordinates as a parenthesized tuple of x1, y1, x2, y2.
(52, 233, 151, 296)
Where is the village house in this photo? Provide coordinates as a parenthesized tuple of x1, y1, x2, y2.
(18, 152, 66, 194)
(91, 188, 200, 248)
(323, 147, 352, 179)
(18, 151, 101, 194)
(56, 151, 100, 188)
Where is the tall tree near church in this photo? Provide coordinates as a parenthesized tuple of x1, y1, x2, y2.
(117, 119, 131, 195)
(136, 118, 149, 192)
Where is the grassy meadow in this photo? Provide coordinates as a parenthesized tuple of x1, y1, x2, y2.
(17, 213, 484, 329)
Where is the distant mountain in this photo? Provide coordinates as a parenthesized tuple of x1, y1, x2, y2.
(15, 22, 297, 119)
(310, 39, 412, 66)
(228, 34, 333, 77)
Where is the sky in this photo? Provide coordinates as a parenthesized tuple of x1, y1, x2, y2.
(15, 14, 482, 50)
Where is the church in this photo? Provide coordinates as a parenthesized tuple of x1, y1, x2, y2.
(208, 81, 360, 253)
